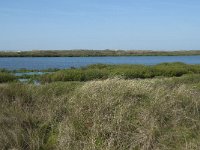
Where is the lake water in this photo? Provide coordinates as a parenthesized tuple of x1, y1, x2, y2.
(0, 56, 200, 70)
(15, 72, 51, 76)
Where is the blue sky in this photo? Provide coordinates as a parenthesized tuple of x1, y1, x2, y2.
(0, 0, 200, 50)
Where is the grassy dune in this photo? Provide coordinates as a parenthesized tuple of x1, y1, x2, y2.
(1, 75, 200, 149)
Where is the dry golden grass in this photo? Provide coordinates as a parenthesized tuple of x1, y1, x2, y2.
(1, 77, 200, 149)
(58, 78, 200, 150)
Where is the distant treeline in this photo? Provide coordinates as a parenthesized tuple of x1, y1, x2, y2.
(1, 50, 200, 57)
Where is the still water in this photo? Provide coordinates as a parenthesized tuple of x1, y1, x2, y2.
(0, 56, 200, 70)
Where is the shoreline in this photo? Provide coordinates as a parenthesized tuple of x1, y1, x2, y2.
(1, 50, 200, 57)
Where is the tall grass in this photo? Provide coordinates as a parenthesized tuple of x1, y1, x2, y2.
(1, 76, 200, 149)
(0, 82, 82, 149)
(58, 78, 200, 149)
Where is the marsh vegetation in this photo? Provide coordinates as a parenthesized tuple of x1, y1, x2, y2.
(1, 75, 200, 149)
(41, 62, 200, 82)
(1, 63, 200, 149)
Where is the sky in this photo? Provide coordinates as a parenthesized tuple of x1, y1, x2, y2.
(0, 0, 200, 51)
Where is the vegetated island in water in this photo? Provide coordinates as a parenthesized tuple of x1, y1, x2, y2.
(1, 49, 200, 57)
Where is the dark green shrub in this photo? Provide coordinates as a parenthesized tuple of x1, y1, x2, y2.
(40, 63, 200, 82)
